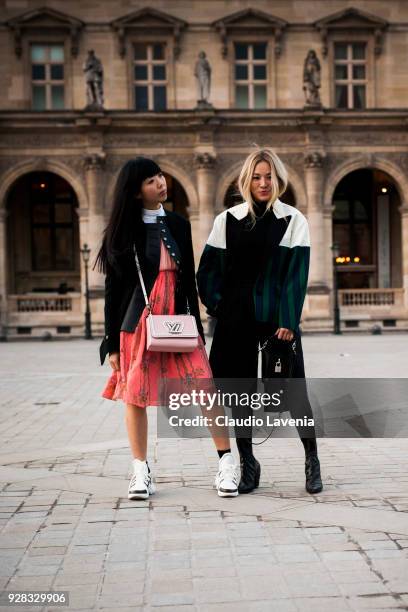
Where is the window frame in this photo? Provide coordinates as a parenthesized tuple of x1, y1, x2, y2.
(29, 175, 77, 272)
(329, 35, 375, 109)
(228, 37, 274, 109)
(127, 37, 173, 111)
(23, 36, 70, 110)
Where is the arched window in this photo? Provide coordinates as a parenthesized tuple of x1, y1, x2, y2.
(7, 171, 80, 294)
(332, 169, 401, 289)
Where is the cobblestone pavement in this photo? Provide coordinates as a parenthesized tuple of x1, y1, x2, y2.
(0, 335, 407, 611)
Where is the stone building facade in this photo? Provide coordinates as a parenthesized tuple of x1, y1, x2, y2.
(1, 0, 408, 338)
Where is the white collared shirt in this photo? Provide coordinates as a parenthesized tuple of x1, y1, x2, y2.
(142, 204, 166, 224)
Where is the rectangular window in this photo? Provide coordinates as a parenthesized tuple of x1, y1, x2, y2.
(334, 42, 367, 109)
(234, 42, 267, 109)
(30, 176, 75, 271)
(30, 44, 65, 110)
(133, 43, 167, 111)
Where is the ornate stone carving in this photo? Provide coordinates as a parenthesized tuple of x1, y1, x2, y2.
(314, 8, 388, 58)
(274, 28, 284, 58)
(83, 50, 104, 110)
(194, 153, 216, 170)
(0, 133, 88, 148)
(6, 7, 84, 58)
(374, 28, 384, 57)
(83, 154, 106, 171)
(194, 52, 212, 109)
(103, 133, 196, 147)
(212, 8, 287, 59)
(111, 8, 186, 59)
(304, 152, 324, 168)
(325, 130, 408, 146)
(217, 24, 228, 59)
(0, 155, 87, 192)
(60, 156, 87, 179)
(385, 153, 408, 174)
(0, 157, 28, 176)
(303, 50, 321, 108)
(323, 154, 350, 180)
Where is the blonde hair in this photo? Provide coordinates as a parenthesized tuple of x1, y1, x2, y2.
(237, 147, 288, 221)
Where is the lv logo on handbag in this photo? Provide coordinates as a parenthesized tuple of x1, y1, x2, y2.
(164, 321, 184, 334)
(133, 245, 199, 353)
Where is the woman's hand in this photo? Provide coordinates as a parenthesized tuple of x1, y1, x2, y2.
(109, 352, 120, 371)
(274, 328, 294, 342)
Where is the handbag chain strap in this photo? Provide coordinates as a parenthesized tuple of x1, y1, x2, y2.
(133, 245, 151, 312)
(133, 243, 191, 315)
(259, 336, 297, 354)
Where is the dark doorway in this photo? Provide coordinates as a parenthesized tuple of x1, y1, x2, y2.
(7, 171, 80, 294)
(332, 169, 401, 289)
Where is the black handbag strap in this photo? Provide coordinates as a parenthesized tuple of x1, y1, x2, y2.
(133, 243, 191, 315)
(259, 336, 297, 354)
(133, 245, 150, 311)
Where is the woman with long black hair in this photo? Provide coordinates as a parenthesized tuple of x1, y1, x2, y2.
(197, 147, 323, 495)
(95, 157, 239, 500)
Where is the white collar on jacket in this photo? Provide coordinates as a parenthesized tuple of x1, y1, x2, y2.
(207, 200, 310, 249)
(225, 199, 296, 220)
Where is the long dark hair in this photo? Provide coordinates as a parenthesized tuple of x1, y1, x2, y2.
(93, 157, 162, 275)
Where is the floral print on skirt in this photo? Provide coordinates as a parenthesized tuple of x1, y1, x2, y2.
(102, 240, 212, 407)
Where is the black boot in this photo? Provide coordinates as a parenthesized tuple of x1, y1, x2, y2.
(302, 438, 323, 494)
(236, 437, 261, 494)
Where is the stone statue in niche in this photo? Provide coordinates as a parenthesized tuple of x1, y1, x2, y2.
(83, 49, 104, 110)
(194, 51, 213, 109)
(303, 50, 321, 107)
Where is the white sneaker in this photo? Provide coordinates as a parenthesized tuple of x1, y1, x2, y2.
(214, 453, 239, 497)
(128, 459, 156, 500)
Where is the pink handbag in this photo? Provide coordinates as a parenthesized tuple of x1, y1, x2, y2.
(134, 245, 199, 353)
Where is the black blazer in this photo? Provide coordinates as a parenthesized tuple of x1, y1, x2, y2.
(99, 211, 205, 365)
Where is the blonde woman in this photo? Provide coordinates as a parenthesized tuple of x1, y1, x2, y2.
(197, 147, 323, 495)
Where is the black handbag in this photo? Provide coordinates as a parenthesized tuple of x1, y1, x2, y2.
(260, 335, 297, 415)
(261, 335, 297, 379)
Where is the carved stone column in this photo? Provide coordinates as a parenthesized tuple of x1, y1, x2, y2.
(399, 203, 408, 309)
(0, 209, 9, 339)
(194, 152, 217, 261)
(303, 152, 331, 331)
(83, 153, 106, 292)
(304, 152, 327, 288)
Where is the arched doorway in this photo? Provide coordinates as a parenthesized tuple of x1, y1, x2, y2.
(332, 169, 402, 290)
(223, 179, 296, 209)
(162, 172, 189, 218)
(7, 171, 80, 294)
